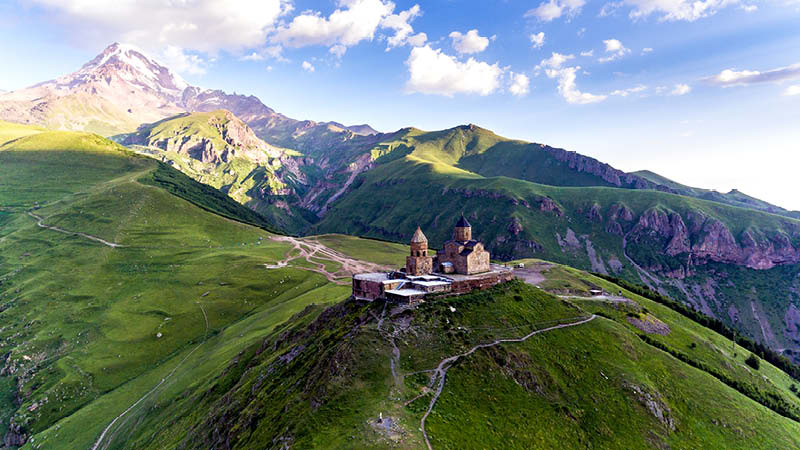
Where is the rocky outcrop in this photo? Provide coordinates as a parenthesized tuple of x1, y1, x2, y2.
(628, 208, 800, 273)
(538, 197, 563, 216)
(508, 217, 523, 236)
(541, 145, 677, 192)
(605, 203, 634, 236)
(3, 422, 26, 448)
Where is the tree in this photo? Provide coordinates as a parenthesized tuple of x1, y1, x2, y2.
(745, 353, 761, 371)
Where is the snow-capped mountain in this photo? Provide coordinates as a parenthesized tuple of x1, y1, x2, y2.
(69, 43, 189, 99)
(0, 43, 377, 141)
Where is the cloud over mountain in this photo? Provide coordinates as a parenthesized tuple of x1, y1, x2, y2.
(405, 45, 502, 96)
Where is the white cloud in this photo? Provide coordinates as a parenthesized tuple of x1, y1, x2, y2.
(537, 53, 605, 104)
(406, 32, 428, 47)
(739, 4, 758, 12)
(275, 0, 392, 48)
(241, 52, 264, 61)
(302, 60, 315, 72)
(642, 47, 653, 54)
(329, 44, 347, 58)
(784, 85, 800, 96)
(405, 45, 503, 96)
(30, 0, 293, 57)
(598, 38, 630, 62)
(610, 84, 647, 96)
(274, 0, 423, 55)
(546, 66, 607, 104)
(509, 72, 531, 96)
(525, 0, 586, 22)
(239, 45, 287, 63)
(671, 83, 691, 95)
(706, 63, 800, 86)
(580, 50, 594, 57)
(449, 29, 491, 55)
(530, 32, 546, 49)
(161, 46, 207, 75)
(620, 0, 739, 22)
(537, 52, 575, 71)
(382, 4, 425, 50)
(599, 1, 624, 16)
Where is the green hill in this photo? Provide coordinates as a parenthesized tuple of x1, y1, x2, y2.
(0, 123, 364, 448)
(118, 110, 312, 233)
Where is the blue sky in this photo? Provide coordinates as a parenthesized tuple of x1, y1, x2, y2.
(1, 0, 799, 209)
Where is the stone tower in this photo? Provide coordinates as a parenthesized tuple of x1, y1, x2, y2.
(406, 226, 433, 275)
(454, 214, 472, 242)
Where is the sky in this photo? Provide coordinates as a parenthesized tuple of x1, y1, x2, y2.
(1, 0, 799, 210)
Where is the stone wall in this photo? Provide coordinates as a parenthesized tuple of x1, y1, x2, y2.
(450, 271, 514, 294)
(466, 248, 490, 274)
(352, 278, 384, 300)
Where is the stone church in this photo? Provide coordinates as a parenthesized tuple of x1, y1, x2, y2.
(405, 215, 491, 276)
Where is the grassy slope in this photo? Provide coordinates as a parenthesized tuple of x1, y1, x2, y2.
(0, 124, 358, 448)
(131, 279, 800, 449)
(0, 120, 45, 146)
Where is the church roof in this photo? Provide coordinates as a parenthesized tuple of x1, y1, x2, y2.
(410, 226, 428, 243)
(456, 214, 471, 228)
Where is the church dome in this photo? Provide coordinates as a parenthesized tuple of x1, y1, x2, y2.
(410, 226, 428, 243)
(456, 214, 471, 228)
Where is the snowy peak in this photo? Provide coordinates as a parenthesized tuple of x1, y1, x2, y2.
(65, 42, 188, 98)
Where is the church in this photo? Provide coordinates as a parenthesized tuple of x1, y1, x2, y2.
(405, 214, 491, 276)
(352, 215, 512, 303)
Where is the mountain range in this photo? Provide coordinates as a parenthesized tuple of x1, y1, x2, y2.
(3, 43, 800, 363)
(2, 43, 800, 449)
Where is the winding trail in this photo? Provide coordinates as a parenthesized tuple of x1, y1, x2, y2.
(28, 211, 123, 248)
(419, 314, 597, 450)
(91, 303, 209, 450)
(269, 236, 388, 285)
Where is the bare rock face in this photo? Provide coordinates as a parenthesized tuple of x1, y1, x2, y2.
(538, 197, 563, 216)
(609, 203, 634, 222)
(586, 203, 603, 222)
(508, 217, 524, 236)
(629, 209, 689, 256)
(627, 208, 800, 274)
(3, 423, 27, 448)
(606, 203, 634, 235)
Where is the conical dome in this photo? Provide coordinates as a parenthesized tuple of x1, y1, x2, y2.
(456, 214, 471, 228)
(410, 226, 428, 243)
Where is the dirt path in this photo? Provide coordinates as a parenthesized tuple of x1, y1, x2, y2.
(268, 236, 388, 285)
(419, 314, 597, 450)
(28, 211, 124, 248)
(91, 303, 209, 450)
